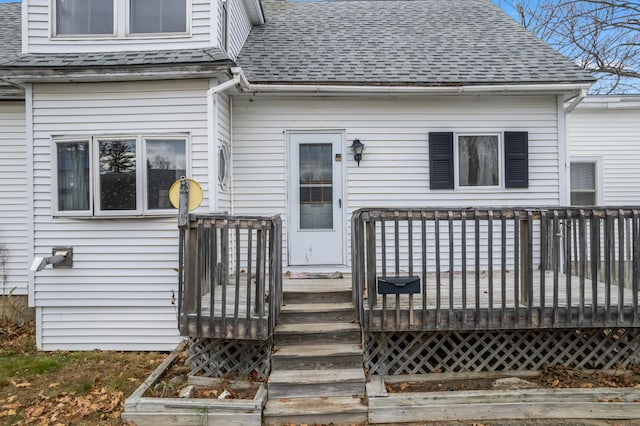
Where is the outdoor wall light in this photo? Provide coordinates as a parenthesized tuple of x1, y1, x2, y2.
(30, 247, 73, 272)
(350, 139, 365, 166)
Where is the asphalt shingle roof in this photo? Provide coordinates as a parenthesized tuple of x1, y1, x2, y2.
(0, 2, 230, 70)
(237, 0, 595, 86)
(0, 48, 231, 68)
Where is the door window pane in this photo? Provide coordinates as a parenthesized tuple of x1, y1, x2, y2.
(299, 143, 333, 229)
(458, 135, 499, 186)
(98, 140, 137, 211)
(56, 0, 114, 35)
(570, 162, 597, 206)
(57, 141, 90, 211)
(146, 139, 186, 210)
(130, 0, 187, 33)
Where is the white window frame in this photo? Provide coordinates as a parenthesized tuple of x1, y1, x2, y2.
(51, 0, 192, 39)
(94, 136, 142, 216)
(52, 134, 190, 217)
(52, 137, 94, 217)
(569, 157, 602, 206)
(125, 0, 192, 37)
(51, 0, 118, 38)
(454, 132, 503, 190)
(141, 135, 191, 214)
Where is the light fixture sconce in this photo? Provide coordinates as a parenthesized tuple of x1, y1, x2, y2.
(30, 247, 73, 272)
(350, 139, 365, 166)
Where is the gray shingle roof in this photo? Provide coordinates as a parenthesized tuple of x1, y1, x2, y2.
(237, 0, 595, 86)
(0, 48, 231, 68)
(0, 1, 230, 70)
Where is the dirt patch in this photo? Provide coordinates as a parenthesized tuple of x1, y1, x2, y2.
(0, 320, 166, 425)
(145, 349, 259, 399)
(386, 365, 640, 393)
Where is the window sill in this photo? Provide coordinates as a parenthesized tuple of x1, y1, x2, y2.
(53, 213, 179, 220)
(49, 33, 192, 41)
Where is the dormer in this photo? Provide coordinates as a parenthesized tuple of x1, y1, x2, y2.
(22, 0, 264, 58)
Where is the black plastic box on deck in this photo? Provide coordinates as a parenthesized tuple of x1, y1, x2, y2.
(378, 276, 420, 295)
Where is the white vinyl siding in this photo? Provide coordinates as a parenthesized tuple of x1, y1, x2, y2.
(25, 0, 211, 53)
(0, 101, 28, 296)
(40, 306, 179, 350)
(226, 0, 253, 59)
(215, 90, 232, 212)
(568, 105, 640, 205)
(32, 80, 210, 350)
(232, 95, 561, 266)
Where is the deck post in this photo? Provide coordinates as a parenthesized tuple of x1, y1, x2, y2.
(520, 216, 530, 306)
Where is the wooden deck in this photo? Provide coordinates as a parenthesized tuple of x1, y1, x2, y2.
(365, 270, 640, 330)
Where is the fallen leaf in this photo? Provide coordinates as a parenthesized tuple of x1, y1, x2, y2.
(399, 382, 410, 391)
(279, 398, 290, 402)
(49, 383, 60, 388)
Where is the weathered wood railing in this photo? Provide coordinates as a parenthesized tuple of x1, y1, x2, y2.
(352, 207, 640, 331)
(178, 214, 282, 340)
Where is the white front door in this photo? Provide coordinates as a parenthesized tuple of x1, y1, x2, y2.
(288, 132, 344, 265)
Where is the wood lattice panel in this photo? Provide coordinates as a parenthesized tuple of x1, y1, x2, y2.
(364, 328, 640, 375)
(187, 337, 271, 379)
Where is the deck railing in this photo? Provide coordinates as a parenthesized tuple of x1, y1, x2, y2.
(178, 214, 282, 340)
(352, 207, 640, 332)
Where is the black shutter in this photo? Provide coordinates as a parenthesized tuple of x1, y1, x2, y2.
(504, 131, 529, 188)
(429, 132, 454, 190)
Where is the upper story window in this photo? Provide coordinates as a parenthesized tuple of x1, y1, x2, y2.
(56, 0, 115, 36)
(130, 0, 187, 34)
(54, 135, 188, 216)
(53, 0, 189, 38)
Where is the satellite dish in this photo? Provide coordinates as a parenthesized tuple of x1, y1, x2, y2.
(169, 178, 204, 211)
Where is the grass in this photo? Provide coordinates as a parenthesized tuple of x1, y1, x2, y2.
(0, 320, 167, 425)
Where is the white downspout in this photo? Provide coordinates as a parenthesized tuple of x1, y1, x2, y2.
(565, 89, 588, 113)
(206, 73, 244, 213)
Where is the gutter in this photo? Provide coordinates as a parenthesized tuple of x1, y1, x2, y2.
(229, 68, 592, 96)
(564, 89, 588, 113)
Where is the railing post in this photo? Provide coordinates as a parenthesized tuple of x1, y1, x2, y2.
(520, 214, 530, 306)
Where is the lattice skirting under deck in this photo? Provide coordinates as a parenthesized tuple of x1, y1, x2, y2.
(364, 328, 640, 375)
(186, 337, 271, 379)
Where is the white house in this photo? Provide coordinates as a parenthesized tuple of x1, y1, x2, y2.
(567, 96, 640, 206)
(0, 3, 28, 314)
(0, 0, 596, 350)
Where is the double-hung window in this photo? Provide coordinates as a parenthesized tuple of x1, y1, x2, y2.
(54, 136, 188, 216)
(429, 131, 529, 190)
(570, 159, 600, 206)
(53, 0, 188, 37)
(130, 0, 187, 34)
(55, 0, 115, 36)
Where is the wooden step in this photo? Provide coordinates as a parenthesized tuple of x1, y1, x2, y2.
(268, 368, 365, 398)
(272, 343, 363, 370)
(263, 396, 367, 426)
(274, 322, 361, 345)
(278, 302, 356, 324)
(283, 288, 352, 304)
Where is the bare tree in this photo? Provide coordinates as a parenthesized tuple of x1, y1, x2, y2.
(497, 0, 640, 93)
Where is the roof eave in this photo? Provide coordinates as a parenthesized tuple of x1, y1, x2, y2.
(0, 84, 25, 100)
(0, 62, 235, 84)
